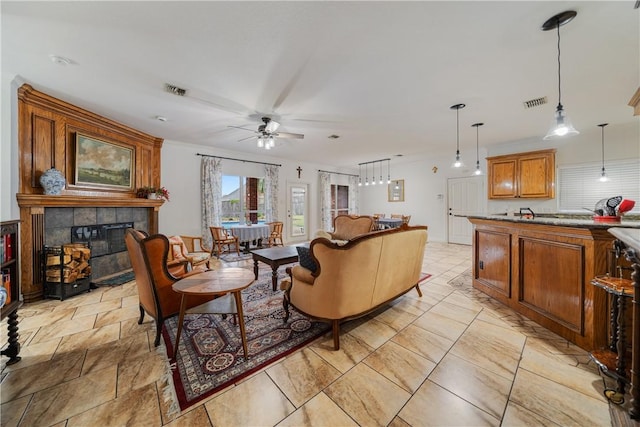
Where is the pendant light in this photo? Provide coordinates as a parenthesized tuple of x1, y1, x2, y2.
(542, 11, 579, 140)
(365, 162, 369, 186)
(358, 164, 362, 186)
(598, 123, 609, 182)
(450, 103, 465, 168)
(378, 161, 383, 185)
(472, 122, 484, 176)
(387, 159, 391, 184)
(371, 162, 376, 185)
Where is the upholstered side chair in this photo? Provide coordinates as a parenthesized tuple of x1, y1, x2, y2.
(124, 228, 214, 346)
(167, 235, 211, 271)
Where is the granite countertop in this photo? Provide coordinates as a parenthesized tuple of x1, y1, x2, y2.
(466, 213, 640, 229)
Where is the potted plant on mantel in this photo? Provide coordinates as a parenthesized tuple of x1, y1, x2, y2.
(136, 186, 170, 202)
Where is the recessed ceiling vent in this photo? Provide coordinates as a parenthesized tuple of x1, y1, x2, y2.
(328, 134, 340, 139)
(165, 83, 187, 97)
(523, 96, 548, 109)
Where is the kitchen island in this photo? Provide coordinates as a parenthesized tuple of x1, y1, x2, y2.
(467, 214, 640, 351)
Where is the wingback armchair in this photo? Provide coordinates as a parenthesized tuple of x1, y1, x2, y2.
(125, 228, 215, 346)
(329, 215, 375, 240)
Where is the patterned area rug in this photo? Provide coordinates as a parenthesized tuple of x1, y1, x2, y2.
(217, 252, 253, 263)
(161, 265, 330, 411)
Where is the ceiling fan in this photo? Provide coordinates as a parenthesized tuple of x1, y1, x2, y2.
(229, 117, 304, 150)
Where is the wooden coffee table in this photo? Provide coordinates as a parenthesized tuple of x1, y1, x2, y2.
(172, 268, 255, 359)
(251, 245, 301, 291)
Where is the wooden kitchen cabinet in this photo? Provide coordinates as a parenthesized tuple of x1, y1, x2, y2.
(487, 149, 555, 199)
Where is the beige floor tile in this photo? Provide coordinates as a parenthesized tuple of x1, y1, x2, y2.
(324, 363, 410, 427)
(82, 332, 150, 375)
(17, 307, 76, 331)
(94, 304, 141, 328)
(19, 365, 117, 426)
(266, 347, 341, 407)
(277, 392, 358, 427)
(1, 394, 31, 427)
(346, 317, 396, 349)
(164, 405, 212, 427)
(363, 341, 435, 393)
(502, 401, 562, 426)
(519, 338, 606, 402)
(449, 319, 525, 379)
(387, 293, 433, 315)
(204, 372, 295, 426)
(72, 298, 122, 319)
(66, 382, 160, 427)
(120, 316, 155, 338)
(428, 300, 480, 325)
(442, 290, 486, 312)
(1, 337, 60, 372)
(368, 305, 418, 332)
(429, 353, 512, 419)
(117, 348, 169, 395)
(1, 350, 84, 403)
(510, 368, 610, 426)
(56, 322, 120, 354)
(392, 324, 454, 363)
(121, 294, 139, 307)
(412, 309, 469, 341)
(29, 314, 97, 345)
(310, 333, 374, 373)
(399, 379, 500, 426)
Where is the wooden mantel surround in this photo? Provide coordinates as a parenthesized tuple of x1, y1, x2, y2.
(16, 84, 164, 302)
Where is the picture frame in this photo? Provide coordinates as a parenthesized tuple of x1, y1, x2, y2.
(75, 133, 134, 190)
(388, 179, 404, 202)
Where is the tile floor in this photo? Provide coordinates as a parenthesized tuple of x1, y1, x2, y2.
(0, 242, 631, 426)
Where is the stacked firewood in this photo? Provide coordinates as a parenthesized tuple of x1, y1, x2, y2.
(45, 244, 91, 283)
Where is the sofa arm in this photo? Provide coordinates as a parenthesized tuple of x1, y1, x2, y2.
(290, 264, 316, 285)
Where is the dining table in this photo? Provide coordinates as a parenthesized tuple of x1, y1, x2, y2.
(230, 224, 271, 253)
(377, 217, 403, 229)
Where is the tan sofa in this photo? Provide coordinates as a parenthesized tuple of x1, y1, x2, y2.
(283, 224, 428, 350)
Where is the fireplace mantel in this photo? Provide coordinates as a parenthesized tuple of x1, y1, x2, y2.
(17, 194, 164, 209)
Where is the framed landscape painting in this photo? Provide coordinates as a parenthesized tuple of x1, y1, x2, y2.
(75, 134, 134, 190)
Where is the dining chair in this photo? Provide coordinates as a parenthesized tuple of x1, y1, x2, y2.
(390, 214, 403, 219)
(402, 215, 411, 225)
(209, 226, 240, 257)
(267, 221, 284, 247)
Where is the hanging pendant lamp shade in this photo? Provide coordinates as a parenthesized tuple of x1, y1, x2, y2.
(598, 123, 609, 182)
(450, 103, 466, 168)
(542, 10, 579, 140)
(472, 122, 484, 176)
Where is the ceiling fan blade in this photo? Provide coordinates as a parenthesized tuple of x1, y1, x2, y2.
(237, 135, 256, 142)
(275, 132, 304, 139)
(228, 125, 257, 133)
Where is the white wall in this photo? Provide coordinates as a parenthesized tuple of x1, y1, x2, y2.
(1, 75, 21, 222)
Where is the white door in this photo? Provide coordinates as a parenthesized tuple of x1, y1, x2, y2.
(448, 176, 484, 245)
(287, 183, 309, 242)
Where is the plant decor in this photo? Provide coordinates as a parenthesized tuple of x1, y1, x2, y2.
(136, 186, 170, 201)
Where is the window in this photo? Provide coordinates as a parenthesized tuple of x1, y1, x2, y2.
(330, 184, 350, 221)
(221, 175, 265, 225)
(558, 159, 640, 214)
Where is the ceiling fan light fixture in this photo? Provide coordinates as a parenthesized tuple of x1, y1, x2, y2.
(268, 136, 275, 148)
(257, 136, 264, 148)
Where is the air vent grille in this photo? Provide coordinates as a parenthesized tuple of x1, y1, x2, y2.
(165, 83, 187, 97)
(523, 96, 547, 109)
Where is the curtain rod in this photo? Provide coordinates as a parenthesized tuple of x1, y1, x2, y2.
(318, 169, 358, 177)
(196, 153, 281, 167)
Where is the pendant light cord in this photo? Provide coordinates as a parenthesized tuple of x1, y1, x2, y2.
(557, 21, 562, 107)
(601, 126, 605, 170)
(456, 107, 460, 153)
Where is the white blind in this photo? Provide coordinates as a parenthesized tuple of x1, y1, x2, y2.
(558, 159, 640, 214)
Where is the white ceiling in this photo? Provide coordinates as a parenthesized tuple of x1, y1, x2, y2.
(2, 1, 638, 167)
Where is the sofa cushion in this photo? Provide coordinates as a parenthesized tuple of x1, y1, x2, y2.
(296, 246, 317, 273)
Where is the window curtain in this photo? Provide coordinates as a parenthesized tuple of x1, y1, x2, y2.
(348, 175, 359, 215)
(264, 164, 279, 222)
(201, 157, 222, 250)
(319, 171, 332, 231)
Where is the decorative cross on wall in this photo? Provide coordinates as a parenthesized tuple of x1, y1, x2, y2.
(297, 166, 302, 179)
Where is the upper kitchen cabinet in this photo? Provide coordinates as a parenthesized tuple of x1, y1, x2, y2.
(487, 149, 556, 199)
